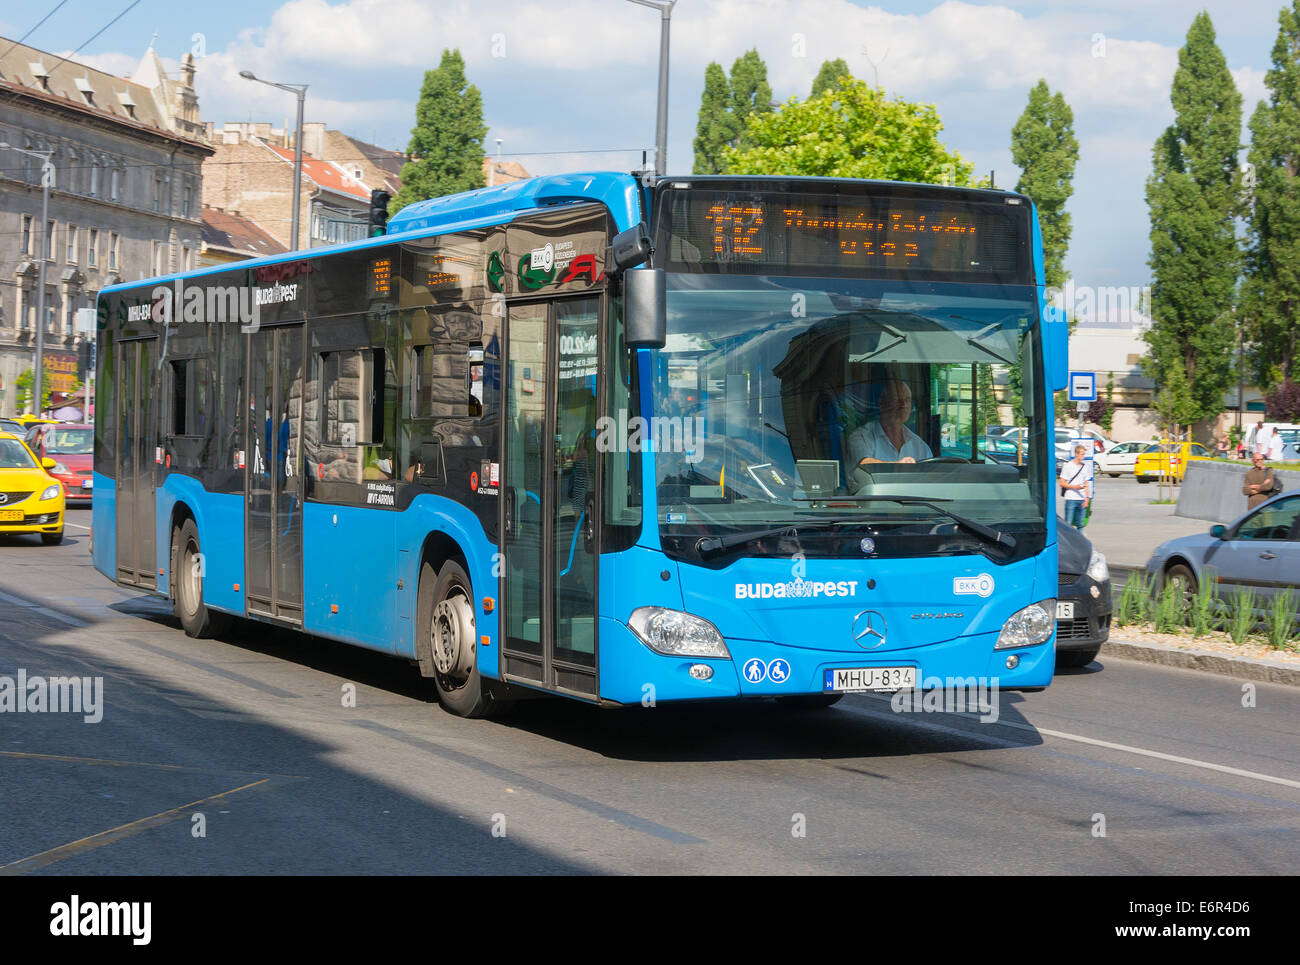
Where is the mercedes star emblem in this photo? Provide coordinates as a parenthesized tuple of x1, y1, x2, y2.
(852, 609, 887, 649)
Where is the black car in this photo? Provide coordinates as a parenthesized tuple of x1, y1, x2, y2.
(1055, 518, 1112, 668)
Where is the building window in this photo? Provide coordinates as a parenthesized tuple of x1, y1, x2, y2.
(110, 168, 120, 202)
(109, 233, 119, 270)
(153, 178, 163, 213)
(181, 245, 191, 271)
(90, 161, 99, 197)
(88, 229, 98, 267)
(67, 225, 77, 263)
(21, 215, 32, 255)
(45, 220, 55, 260)
(182, 183, 192, 219)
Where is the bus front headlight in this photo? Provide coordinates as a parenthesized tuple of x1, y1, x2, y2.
(995, 600, 1055, 649)
(628, 607, 730, 659)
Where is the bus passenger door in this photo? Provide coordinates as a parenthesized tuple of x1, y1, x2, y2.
(114, 337, 158, 589)
(245, 325, 305, 624)
(501, 297, 599, 697)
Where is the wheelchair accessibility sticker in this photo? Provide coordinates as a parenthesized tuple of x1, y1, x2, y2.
(742, 658, 792, 684)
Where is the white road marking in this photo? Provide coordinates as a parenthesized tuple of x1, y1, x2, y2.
(63, 522, 90, 530)
(842, 700, 1300, 791)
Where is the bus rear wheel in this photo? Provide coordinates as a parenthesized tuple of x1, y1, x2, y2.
(171, 518, 230, 638)
(419, 559, 507, 719)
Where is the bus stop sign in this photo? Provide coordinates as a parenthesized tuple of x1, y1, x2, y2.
(1068, 371, 1096, 402)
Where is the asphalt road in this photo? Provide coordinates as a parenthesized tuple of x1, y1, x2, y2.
(1, 509, 1298, 875)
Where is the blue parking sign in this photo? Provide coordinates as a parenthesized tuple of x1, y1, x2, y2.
(1068, 372, 1096, 402)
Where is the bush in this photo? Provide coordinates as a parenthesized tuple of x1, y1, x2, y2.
(1228, 587, 1256, 645)
(1115, 572, 1150, 627)
(1189, 572, 1219, 638)
(1152, 580, 1186, 634)
(1264, 380, 1300, 422)
(1266, 589, 1298, 650)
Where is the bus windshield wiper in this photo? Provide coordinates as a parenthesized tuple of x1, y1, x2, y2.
(696, 525, 798, 559)
(797, 496, 1016, 551)
(866, 496, 1016, 551)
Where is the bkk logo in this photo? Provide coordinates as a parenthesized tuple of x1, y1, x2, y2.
(953, 573, 995, 598)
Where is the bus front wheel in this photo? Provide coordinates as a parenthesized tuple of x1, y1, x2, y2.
(419, 559, 506, 719)
(171, 519, 230, 638)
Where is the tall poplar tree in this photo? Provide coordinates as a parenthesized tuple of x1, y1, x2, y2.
(1244, 1, 1300, 386)
(811, 58, 851, 97)
(1010, 80, 1079, 291)
(391, 49, 486, 214)
(693, 62, 738, 174)
(691, 50, 773, 172)
(1143, 12, 1242, 428)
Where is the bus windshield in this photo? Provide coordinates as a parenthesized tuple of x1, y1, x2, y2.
(650, 274, 1048, 563)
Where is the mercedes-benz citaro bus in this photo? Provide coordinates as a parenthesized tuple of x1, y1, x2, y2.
(92, 173, 1068, 717)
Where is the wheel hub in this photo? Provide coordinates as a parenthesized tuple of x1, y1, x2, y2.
(431, 594, 476, 677)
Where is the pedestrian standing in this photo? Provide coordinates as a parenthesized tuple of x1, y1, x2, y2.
(1243, 451, 1277, 510)
(1267, 429, 1285, 463)
(1253, 421, 1271, 457)
(1060, 443, 1092, 529)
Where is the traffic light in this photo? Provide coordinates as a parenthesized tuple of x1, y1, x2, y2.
(368, 189, 391, 237)
(78, 339, 92, 381)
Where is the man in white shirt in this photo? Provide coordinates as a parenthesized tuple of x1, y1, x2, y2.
(844, 378, 933, 469)
(1267, 429, 1285, 462)
(1059, 443, 1093, 529)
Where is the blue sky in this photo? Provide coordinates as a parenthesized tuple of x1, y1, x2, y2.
(2, 0, 1289, 297)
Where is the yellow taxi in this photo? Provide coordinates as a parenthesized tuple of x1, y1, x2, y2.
(1134, 440, 1213, 483)
(0, 429, 65, 544)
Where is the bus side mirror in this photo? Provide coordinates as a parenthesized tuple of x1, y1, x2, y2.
(1044, 303, 1068, 392)
(608, 224, 652, 272)
(624, 268, 666, 349)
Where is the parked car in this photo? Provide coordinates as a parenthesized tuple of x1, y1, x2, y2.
(0, 429, 65, 545)
(25, 423, 93, 503)
(1134, 441, 1212, 483)
(0, 418, 24, 435)
(1056, 517, 1112, 668)
(1146, 491, 1300, 615)
(1095, 439, 1158, 477)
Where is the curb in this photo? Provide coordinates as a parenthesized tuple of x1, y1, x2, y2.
(1099, 638, 1300, 688)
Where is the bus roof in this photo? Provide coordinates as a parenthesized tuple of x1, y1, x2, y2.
(100, 171, 644, 296)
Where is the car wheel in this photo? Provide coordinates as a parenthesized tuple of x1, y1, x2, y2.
(40, 528, 63, 546)
(1056, 646, 1100, 669)
(172, 519, 230, 638)
(1137, 476, 1150, 484)
(1108, 473, 1120, 478)
(1162, 562, 1197, 598)
(418, 559, 510, 719)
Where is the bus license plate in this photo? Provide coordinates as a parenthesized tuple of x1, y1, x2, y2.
(1057, 601, 1075, 619)
(824, 666, 916, 693)
(0, 510, 22, 522)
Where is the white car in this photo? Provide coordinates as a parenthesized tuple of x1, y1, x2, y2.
(1094, 440, 1158, 477)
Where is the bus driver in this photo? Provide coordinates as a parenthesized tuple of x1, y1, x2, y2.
(844, 378, 933, 468)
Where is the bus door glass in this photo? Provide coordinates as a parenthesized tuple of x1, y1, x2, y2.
(501, 297, 599, 695)
(245, 325, 304, 623)
(115, 337, 157, 588)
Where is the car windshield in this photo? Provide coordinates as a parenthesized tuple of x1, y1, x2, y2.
(43, 428, 92, 454)
(649, 274, 1049, 562)
(0, 439, 38, 469)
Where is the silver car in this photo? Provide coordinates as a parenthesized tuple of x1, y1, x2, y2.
(1146, 491, 1300, 610)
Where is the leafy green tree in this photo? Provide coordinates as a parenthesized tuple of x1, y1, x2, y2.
(391, 49, 486, 215)
(976, 365, 1000, 435)
(15, 369, 61, 414)
(723, 78, 977, 184)
(692, 51, 773, 172)
(1244, 1, 1300, 386)
(1143, 12, 1242, 428)
(693, 62, 739, 174)
(1010, 80, 1078, 291)
(728, 49, 773, 150)
(811, 58, 851, 98)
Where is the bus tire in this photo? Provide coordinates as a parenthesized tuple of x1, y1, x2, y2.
(419, 559, 506, 719)
(775, 694, 843, 709)
(172, 518, 230, 639)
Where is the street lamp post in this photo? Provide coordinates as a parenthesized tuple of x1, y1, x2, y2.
(626, 0, 676, 176)
(239, 71, 309, 250)
(1, 142, 54, 414)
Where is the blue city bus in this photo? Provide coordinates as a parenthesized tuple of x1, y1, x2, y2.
(92, 173, 1068, 717)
